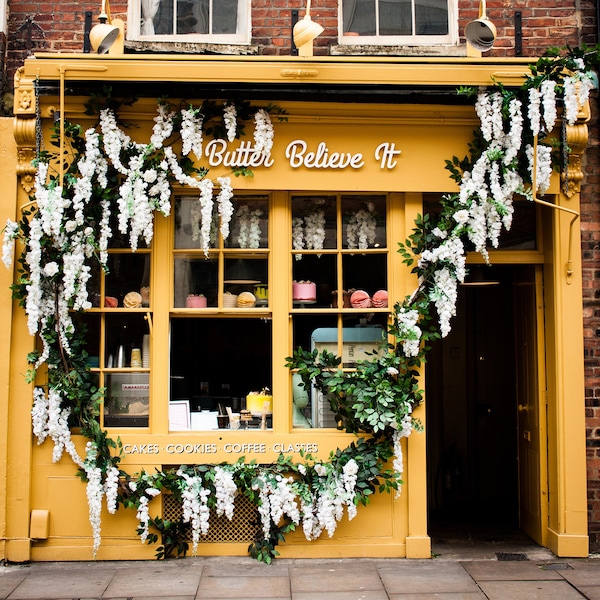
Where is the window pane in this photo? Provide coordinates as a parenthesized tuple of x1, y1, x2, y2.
(292, 315, 338, 429)
(151, 0, 239, 36)
(415, 0, 449, 35)
(213, 0, 239, 34)
(105, 253, 151, 309)
(380, 0, 412, 35)
(342, 195, 386, 249)
(174, 256, 218, 308)
(292, 195, 337, 252)
(292, 254, 337, 308)
(170, 318, 273, 426)
(343, 0, 376, 35)
(104, 373, 149, 427)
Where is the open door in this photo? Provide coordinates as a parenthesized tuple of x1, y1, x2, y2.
(514, 265, 548, 545)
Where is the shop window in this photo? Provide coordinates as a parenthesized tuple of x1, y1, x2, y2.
(128, 0, 250, 43)
(168, 192, 390, 431)
(170, 194, 271, 431)
(83, 234, 152, 428)
(290, 194, 390, 429)
(340, 0, 455, 45)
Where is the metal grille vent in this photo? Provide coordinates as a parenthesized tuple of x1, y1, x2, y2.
(162, 493, 261, 543)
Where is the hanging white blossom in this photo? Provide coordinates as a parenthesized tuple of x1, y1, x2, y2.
(223, 102, 237, 142)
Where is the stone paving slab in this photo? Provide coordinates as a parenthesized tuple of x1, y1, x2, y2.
(378, 562, 481, 595)
(558, 560, 600, 586)
(289, 566, 384, 593)
(5, 567, 115, 600)
(477, 579, 587, 599)
(460, 560, 563, 580)
(388, 594, 487, 600)
(195, 575, 290, 599)
(577, 587, 600, 600)
(292, 591, 388, 600)
(103, 566, 201, 598)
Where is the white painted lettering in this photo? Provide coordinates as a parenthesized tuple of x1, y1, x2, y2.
(375, 142, 402, 169)
(285, 140, 364, 169)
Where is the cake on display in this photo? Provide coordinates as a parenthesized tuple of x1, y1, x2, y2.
(350, 289, 372, 309)
(246, 389, 273, 416)
(292, 280, 316, 302)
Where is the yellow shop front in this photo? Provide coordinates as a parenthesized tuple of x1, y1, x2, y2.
(0, 54, 589, 562)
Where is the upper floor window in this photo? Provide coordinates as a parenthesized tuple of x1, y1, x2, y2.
(340, 0, 455, 45)
(128, 0, 250, 43)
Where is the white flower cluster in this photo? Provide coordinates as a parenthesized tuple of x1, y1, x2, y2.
(2, 218, 19, 268)
(300, 460, 359, 540)
(459, 92, 526, 260)
(31, 386, 84, 467)
(346, 208, 377, 249)
(430, 267, 458, 338)
(292, 216, 304, 259)
(292, 209, 326, 258)
(198, 179, 214, 256)
(180, 108, 204, 157)
(104, 466, 120, 515)
(236, 204, 263, 248)
(223, 102, 237, 142)
(253, 109, 274, 157)
(253, 473, 301, 538)
(83, 443, 104, 556)
(526, 143, 553, 195)
(213, 466, 237, 519)
(396, 308, 422, 357)
(177, 470, 211, 553)
(391, 415, 413, 497)
(216, 177, 234, 241)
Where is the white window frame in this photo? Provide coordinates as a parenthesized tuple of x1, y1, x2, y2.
(338, 0, 457, 46)
(127, 0, 251, 44)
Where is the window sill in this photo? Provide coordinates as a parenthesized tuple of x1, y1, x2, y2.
(330, 44, 468, 57)
(125, 40, 259, 55)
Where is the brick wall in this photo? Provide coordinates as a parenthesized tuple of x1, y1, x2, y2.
(4, 0, 600, 552)
(582, 88, 600, 553)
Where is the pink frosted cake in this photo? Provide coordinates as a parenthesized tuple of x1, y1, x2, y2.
(292, 280, 316, 301)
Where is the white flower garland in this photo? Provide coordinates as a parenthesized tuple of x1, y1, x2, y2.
(7, 55, 595, 558)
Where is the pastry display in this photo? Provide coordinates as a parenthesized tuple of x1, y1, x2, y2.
(292, 280, 316, 301)
(223, 292, 238, 308)
(104, 296, 118, 308)
(254, 284, 268, 302)
(246, 389, 273, 415)
(140, 286, 150, 306)
(237, 291, 256, 308)
(372, 289, 388, 308)
(350, 289, 372, 309)
(186, 294, 207, 308)
(123, 291, 143, 308)
(331, 289, 352, 308)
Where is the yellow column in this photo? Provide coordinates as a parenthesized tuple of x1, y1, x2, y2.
(543, 190, 589, 557)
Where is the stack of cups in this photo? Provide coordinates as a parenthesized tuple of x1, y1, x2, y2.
(142, 335, 150, 368)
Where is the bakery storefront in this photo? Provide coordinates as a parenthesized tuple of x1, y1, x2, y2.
(0, 54, 589, 562)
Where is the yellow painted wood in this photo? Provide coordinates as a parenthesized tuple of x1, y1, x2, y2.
(3, 54, 589, 560)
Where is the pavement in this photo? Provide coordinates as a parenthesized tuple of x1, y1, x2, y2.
(0, 540, 599, 600)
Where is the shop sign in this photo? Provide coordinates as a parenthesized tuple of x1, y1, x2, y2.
(122, 442, 319, 456)
(204, 139, 401, 170)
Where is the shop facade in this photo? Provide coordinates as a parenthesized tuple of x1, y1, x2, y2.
(0, 52, 590, 562)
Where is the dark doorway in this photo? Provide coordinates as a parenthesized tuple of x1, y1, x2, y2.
(426, 265, 525, 544)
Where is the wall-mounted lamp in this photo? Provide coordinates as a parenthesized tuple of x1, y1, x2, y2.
(465, 0, 496, 53)
(293, 0, 324, 57)
(89, 0, 124, 54)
